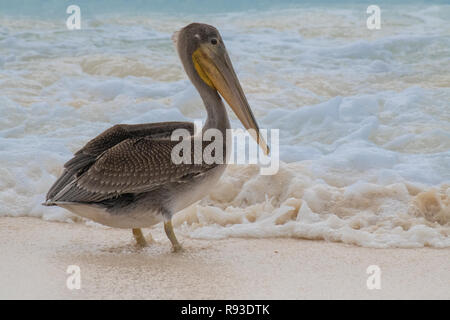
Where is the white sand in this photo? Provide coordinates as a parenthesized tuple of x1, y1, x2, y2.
(0, 217, 448, 299)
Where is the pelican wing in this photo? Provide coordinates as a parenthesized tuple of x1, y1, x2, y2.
(46, 122, 194, 202)
(51, 137, 214, 203)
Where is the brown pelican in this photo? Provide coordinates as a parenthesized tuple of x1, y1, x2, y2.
(44, 23, 268, 252)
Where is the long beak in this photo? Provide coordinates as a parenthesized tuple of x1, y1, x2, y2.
(192, 44, 269, 155)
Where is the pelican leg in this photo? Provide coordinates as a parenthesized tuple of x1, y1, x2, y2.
(132, 228, 152, 247)
(164, 220, 182, 252)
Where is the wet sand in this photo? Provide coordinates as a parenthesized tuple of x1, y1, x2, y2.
(0, 217, 448, 299)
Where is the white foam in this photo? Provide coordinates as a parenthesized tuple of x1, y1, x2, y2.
(174, 164, 450, 248)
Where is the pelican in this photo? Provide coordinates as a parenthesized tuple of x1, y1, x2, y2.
(44, 23, 268, 252)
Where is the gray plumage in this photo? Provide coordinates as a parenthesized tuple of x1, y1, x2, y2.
(46, 121, 220, 207)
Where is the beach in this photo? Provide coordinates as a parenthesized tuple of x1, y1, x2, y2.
(1, 217, 448, 299)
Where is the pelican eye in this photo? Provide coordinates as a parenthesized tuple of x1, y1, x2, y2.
(210, 38, 218, 45)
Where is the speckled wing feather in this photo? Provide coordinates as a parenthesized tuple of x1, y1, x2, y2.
(46, 122, 194, 202)
(51, 137, 215, 203)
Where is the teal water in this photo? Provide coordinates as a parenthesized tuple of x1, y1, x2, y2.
(1, 0, 448, 16)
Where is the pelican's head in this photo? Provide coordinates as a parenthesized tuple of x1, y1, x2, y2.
(172, 23, 269, 155)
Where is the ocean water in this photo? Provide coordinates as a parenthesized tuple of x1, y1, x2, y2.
(0, 1, 449, 247)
